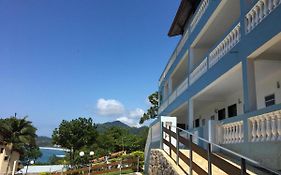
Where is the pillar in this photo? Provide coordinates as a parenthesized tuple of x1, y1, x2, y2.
(188, 99, 194, 130)
(242, 58, 257, 113)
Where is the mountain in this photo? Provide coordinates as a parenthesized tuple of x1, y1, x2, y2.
(96, 121, 148, 135)
(36, 136, 53, 147)
(97, 121, 130, 130)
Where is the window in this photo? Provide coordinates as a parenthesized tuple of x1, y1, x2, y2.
(228, 104, 237, 118)
(218, 108, 226, 121)
(194, 119, 200, 128)
(265, 94, 275, 107)
(177, 123, 185, 130)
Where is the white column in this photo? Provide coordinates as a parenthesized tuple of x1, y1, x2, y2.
(250, 118, 256, 142)
(256, 117, 261, 142)
(239, 121, 244, 142)
(265, 114, 272, 141)
(260, 116, 266, 142)
(276, 111, 281, 141)
(271, 113, 277, 141)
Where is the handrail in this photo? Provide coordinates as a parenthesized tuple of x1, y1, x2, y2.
(168, 125, 281, 175)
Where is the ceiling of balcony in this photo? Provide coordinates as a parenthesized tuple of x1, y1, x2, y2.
(192, 0, 240, 48)
(193, 63, 243, 108)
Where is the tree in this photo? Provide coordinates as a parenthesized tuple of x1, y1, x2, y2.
(0, 116, 39, 172)
(139, 91, 159, 124)
(52, 117, 98, 165)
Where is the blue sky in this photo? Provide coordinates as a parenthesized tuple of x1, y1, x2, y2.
(0, 0, 180, 136)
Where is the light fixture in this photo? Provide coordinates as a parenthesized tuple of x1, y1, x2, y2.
(238, 98, 242, 104)
(79, 151, 85, 157)
(277, 81, 280, 89)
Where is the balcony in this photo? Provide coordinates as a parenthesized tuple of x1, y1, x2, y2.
(158, 77, 189, 114)
(190, 21, 241, 85)
(159, 21, 242, 114)
(245, 0, 281, 34)
(159, 0, 210, 86)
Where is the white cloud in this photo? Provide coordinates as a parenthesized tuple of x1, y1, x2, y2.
(96, 98, 125, 116)
(96, 98, 146, 127)
(129, 108, 144, 118)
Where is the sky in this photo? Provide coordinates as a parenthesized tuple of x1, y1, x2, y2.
(0, 0, 181, 136)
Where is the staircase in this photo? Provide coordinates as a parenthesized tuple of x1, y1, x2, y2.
(161, 124, 281, 175)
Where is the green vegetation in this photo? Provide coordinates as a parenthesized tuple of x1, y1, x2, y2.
(139, 91, 158, 124)
(0, 116, 41, 165)
(51, 117, 148, 168)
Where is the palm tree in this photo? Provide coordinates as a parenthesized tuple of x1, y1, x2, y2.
(0, 116, 37, 174)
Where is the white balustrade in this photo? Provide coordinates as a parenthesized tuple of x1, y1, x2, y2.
(208, 23, 241, 68)
(158, 77, 189, 113)
(245, 0, 281, 34)
(276, 111, 281, 141)
(190, 0, 210, 33)
(190, 57, 208, 85)
(249, 109, 281, 142)
(221, 121, 244, 144)
(177, 77, 188, 96)
(168, 91, 177, 105)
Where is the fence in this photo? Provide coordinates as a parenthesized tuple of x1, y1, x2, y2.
(161, 123, 280, 175)
(52, 158, 139, 175)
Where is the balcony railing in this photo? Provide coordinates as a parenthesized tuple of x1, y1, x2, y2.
(217, 105, 281, 145)
(158, 77, 189, 114)
(245, 0, 281, 34)
(249, 110, 281, 142)
(209, 22, 241, 68)
(220, 121, 244, 144)
(189, 57, 208, 85)
(190, 0, 210, 33)
(159, 0, 211, 86)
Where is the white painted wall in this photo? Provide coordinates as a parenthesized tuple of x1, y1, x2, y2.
(255, 60, 281, 109)
(194, 91, 243, 127)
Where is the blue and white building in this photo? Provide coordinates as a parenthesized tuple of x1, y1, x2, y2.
(156, 0, 281, 170)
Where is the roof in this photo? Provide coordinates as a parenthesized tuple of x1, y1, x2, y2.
(168, 0, 201, 37)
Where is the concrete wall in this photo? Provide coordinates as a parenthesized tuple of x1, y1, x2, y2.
(255, 60, 281, 109)
(223, 142, 281, 170)
(0, 144, 20, 175)
(194, 91, 244, 127)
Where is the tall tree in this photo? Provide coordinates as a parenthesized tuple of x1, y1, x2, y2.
(0, 116, 39, 172)
(52, 117, 98, 165)
(139, 91, 159, 124)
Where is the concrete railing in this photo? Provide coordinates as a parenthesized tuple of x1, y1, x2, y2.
(189, 57, 208, 85)
(159, 0, 210, 86)
(220, 121, 244, 144)
(159, 77, 189, 114)
(190, 0, 210, 33)
(245, 0, 281, 34)
(209, 23, 241, 68)
(249, 110, 281, 142)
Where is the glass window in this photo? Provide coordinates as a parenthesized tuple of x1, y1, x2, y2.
(194, 119, 200, 127)
(228, 104, 237, 118)
(265, 94, 275, 107)
(218, 108, 226, 120)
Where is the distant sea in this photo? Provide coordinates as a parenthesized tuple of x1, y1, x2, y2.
(37, 147, 66, 163)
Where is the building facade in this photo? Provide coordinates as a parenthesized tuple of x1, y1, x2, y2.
(157, 0, 281, 170)
(0, 139, 20, 175)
